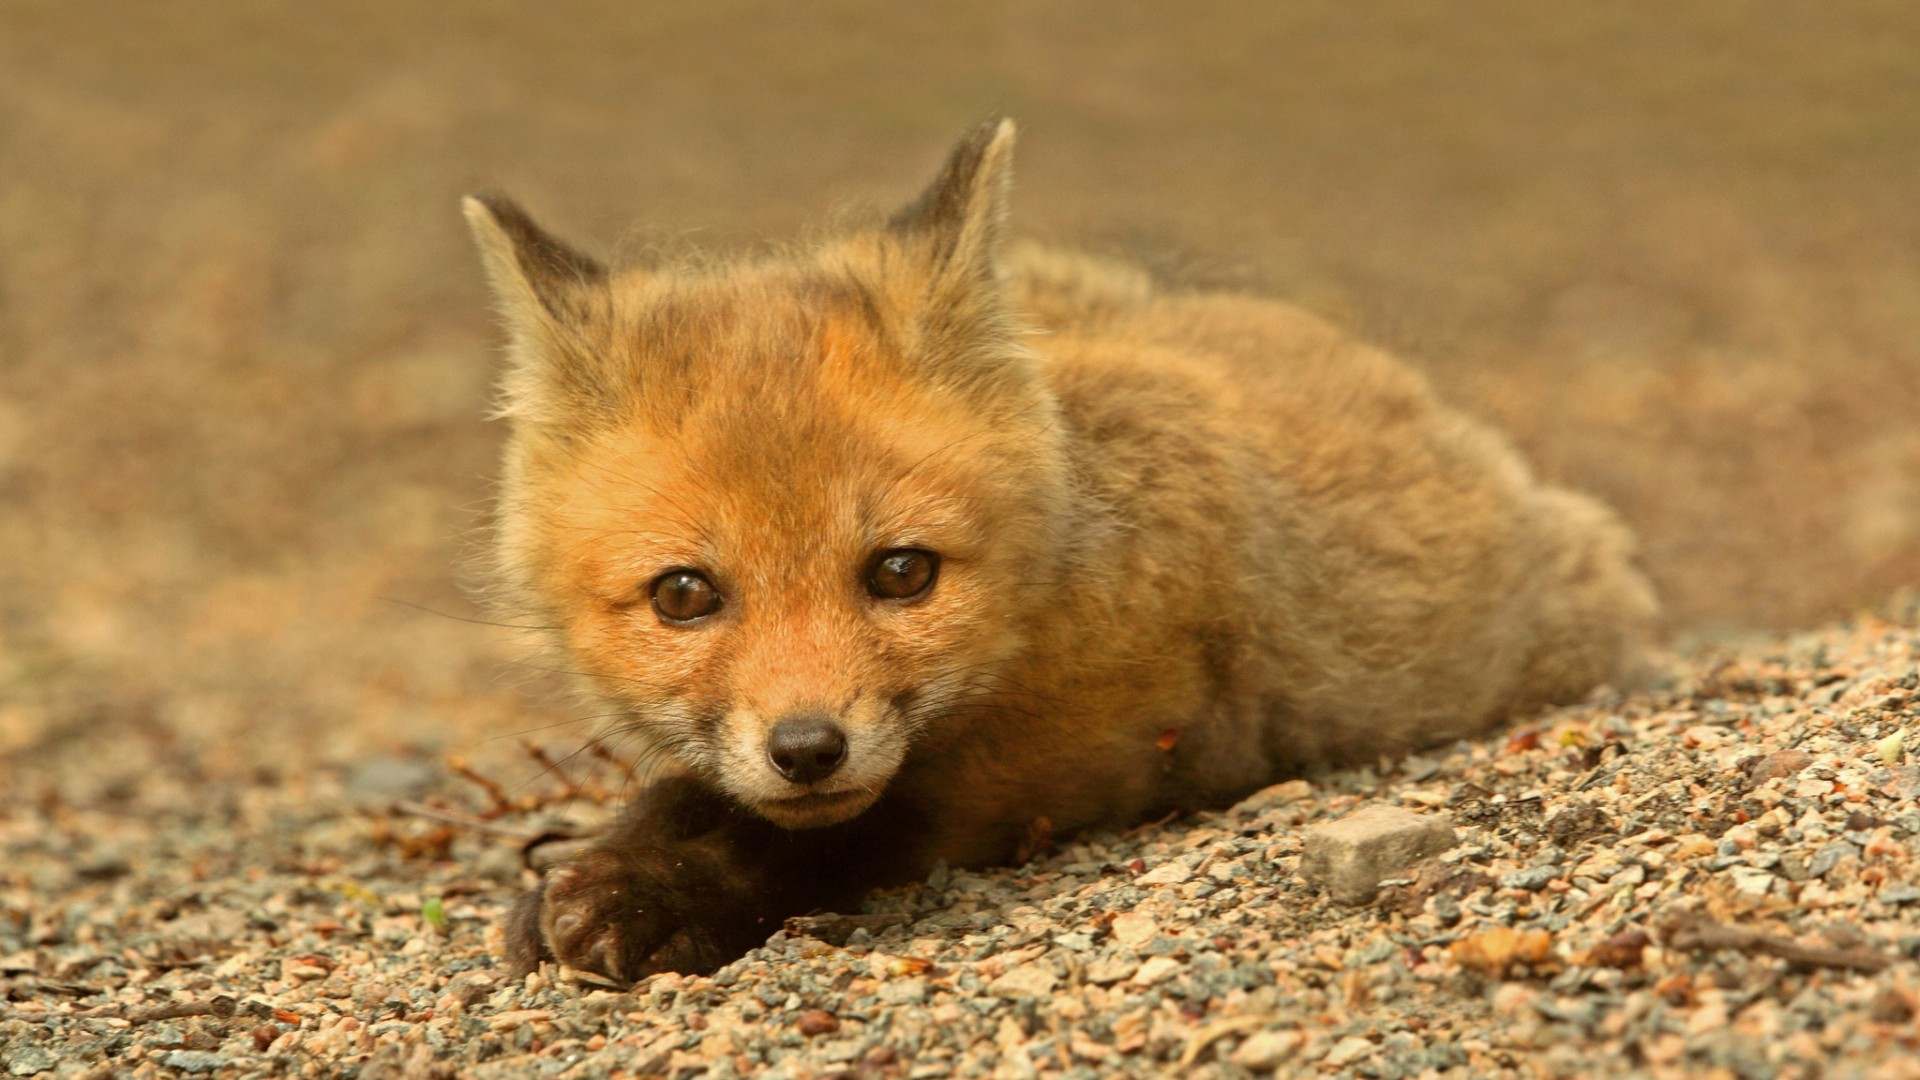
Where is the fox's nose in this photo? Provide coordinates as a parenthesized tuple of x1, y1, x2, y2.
(765, 716, 848, 785)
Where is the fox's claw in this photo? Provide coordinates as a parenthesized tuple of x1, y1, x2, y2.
(505, 848, 737, 985)
(537, 851, 660, 983)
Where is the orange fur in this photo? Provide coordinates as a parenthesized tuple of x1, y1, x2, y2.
(466, 120, 1656, 869)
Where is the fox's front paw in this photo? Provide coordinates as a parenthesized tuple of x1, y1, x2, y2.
(504, 849, 734, 984)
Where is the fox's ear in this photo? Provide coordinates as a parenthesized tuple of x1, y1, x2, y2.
(463, 195, 616, 426)
(462, 194, 607, 326)
(889, 118, 1017, 286)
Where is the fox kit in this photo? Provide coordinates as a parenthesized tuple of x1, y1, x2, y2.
(465, 120, 1656, 983)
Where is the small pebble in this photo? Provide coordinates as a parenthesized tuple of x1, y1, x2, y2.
(1232, 1029, 1306, 1070)
(987, 965, 1057, 999)
(1324, 1036, 1376, 1068)
(1501, 866, 1560, 891)
(1879, 730, 1907, 766)
(1110, 912, 1157, 947)
(1130, 956, 1184, 987)
(154, 1052, 229, 1074)
(796, 1010, 839, 1037)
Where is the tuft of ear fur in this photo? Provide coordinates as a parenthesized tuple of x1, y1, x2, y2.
(462, 195, 615, 427)
(881, 119, 1033, 397)
(463, 194, 607, 324)
(889, 118, 1017, 287)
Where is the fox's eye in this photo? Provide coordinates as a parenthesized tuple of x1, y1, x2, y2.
(651, 570, 722, 623)
(868, 549, 939, 601)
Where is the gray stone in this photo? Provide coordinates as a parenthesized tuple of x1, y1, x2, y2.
(880, 977, 928, 1005)
(345, 756, 437, 799)
(156, 1052, 230, 1074)
(1051, 931, 1093, 952)
(1300, 805, 1458, 904)
(1809, 840, 1858, 879)
(5, 1048, 57, 1077)
(1500, 866, 1560, 891)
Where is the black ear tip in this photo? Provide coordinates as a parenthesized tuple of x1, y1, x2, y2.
(953, 116, 1017, 169)
(462, 192, 606, 292)
(888, 118, 1021, 237)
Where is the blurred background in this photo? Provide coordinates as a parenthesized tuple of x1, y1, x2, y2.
(4, 2, 1918, 805)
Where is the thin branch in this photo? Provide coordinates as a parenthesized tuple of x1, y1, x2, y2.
(1663, 913, 1894, 974)
(390, 801, 543, 841)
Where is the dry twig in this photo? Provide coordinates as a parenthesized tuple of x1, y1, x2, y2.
(445, 756, 514, 815)
(521, 740, 583, 799)
(390, 801, 544, 842)
(1663, 913, 1894, 973)
(783, 913, 911, 946)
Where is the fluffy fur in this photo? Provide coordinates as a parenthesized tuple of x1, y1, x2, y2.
(465, 119, 1656, 983)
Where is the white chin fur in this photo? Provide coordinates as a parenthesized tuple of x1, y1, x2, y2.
(717, 717, 909, 828)
(749, 788, 881, 829)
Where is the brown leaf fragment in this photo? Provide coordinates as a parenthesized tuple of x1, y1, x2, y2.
(1586, 928, 1652, 970)
(1869, 987, 1916, 1024)
(869, 953, 932, 977)
(1661, 912, 1893, 973)
(1503, 728, 1541, 753)
(1450, 927, 1556, 979)
(1743, 749, 1813, 788)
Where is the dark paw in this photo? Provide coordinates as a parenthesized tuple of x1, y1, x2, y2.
(504, 850, 734, 984)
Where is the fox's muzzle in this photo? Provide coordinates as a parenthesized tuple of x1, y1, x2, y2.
(764, 715, 848, 785)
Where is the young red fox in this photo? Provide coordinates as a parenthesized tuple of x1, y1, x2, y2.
(464, 120, 1657, 983)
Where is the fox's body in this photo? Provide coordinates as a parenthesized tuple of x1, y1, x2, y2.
(467, 121, 1655, 982)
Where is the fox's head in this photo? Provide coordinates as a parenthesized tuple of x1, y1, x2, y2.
(466, 121, 1071, 828)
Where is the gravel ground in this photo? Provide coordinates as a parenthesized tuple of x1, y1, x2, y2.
(8, 600, 1920, 1078)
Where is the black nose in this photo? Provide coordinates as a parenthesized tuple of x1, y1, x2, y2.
(765, 716, 848, 785)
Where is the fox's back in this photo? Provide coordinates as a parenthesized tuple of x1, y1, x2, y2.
(997, 245, 1654, 782)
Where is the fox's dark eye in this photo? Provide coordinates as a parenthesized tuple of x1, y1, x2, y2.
(652, 570, 722, 623)
(868, 549, 939, 601)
